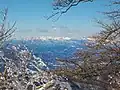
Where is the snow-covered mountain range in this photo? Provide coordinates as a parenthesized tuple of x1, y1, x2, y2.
(1, 38, 88, 70)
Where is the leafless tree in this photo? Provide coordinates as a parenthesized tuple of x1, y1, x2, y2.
(54, 0, 120, 90)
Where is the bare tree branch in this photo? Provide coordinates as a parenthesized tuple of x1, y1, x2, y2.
(47, 0, 93, 20)
(0, 8, 16, 47)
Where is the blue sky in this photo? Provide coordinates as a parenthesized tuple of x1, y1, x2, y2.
(0, 0, 110, 39)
